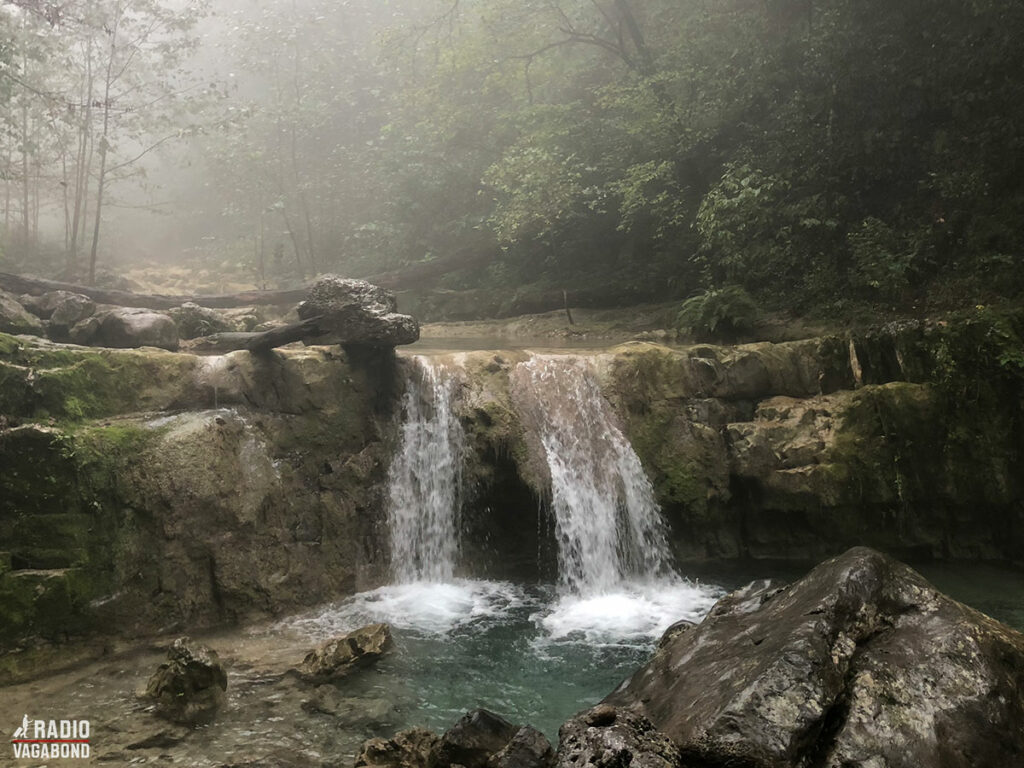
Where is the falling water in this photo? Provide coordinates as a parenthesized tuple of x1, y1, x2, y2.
(387, 356, 463, 582)
(510, 356, 677, 595)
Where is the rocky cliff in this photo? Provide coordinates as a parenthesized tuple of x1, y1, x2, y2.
(1, 307, 1022, 672)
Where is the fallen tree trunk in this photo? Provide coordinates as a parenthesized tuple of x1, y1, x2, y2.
(0, 248, 495, 311)
(183, 316, 329, 354)
(0, 271, 307, 310)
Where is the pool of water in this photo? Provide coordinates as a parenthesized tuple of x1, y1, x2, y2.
(1, 563, 1021, 766)
(277, 577, 722, 738)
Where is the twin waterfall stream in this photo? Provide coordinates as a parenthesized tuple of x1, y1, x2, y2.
(288, 352, 720, 736)
(378, 354, 715, 640)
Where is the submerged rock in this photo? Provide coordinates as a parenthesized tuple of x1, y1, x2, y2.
(298, 622, 393, 681)
(70, 306, 178, 350)
(297, 275, 419, 346)
(555, 705, 679, 768)
(0, 290, 44, 335)
(145, 637, 228, 725)
(431, 708, 521, 768)
(355, 727, 440, 768)
(605, 546, 1024, 768)
(301, 684, 396, 726)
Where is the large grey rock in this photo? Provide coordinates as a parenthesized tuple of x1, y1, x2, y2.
(145, 637, 227, 725)
(0, 290, 44, 335)
(47, 293, 95, 340)
(70, 306, 178, 350)
(297, 622, 393, 681)
(297, 275, 419, 346)
(355, 727, 440, 768)
(555, 705, 679, 768)
(169, 301, 236, 339)
(605, 547, 1024, 768)
(431, 708, 520, 768)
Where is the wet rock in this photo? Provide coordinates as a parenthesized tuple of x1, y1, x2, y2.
(605, 547, 1024, 768)
(170, 301, 237, 339)
(47, 293, 95, 340)
(145, 637, 228, 725)
(555, 705, 679, 768)
(0, 290, 44, 335)
(301, 684, 396, 726)
(488, 726, 553, 768)
(431, 709, 521, 768)
(356, 727, 440, 768)
(70, 306, 178, 350)
(297, 275, 419, 346)
(297, 622, 393, 681)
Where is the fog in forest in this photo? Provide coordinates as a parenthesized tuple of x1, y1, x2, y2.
(0, 0, 1022, 317)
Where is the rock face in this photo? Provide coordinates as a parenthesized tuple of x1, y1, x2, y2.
(145, 637, 228, 725)
(297, 275, 419, 346)
(555, 705, 678, 768)
(0, 290, 44, 335)
(70, 306, 179, 349)
(298, 622, 393, 681)
(0, 338, 396, 667)
(355, 728, 440, 768)
(605, 547, 1024, 768)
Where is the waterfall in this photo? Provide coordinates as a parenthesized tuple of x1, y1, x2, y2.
(511, 356, 677, 595)
(387, 356, 463, 583)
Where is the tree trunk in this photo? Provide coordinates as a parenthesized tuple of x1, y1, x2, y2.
(88, 5, 120, 286)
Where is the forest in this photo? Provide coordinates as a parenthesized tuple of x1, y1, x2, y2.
(0, 0, 1022, 325)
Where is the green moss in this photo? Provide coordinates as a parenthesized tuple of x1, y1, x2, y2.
(0, 332, 21, 356)
(0, 343, 197, 422)
(625, 405, 714, 517)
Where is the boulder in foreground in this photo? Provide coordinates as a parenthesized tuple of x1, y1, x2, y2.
(605, 546, 1024, 768)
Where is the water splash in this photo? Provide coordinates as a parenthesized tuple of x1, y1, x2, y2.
(511, 356, 676, 595)
(387, 356, 464, 582)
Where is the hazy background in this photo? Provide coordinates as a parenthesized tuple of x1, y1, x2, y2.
(1, 0, 1022, 321)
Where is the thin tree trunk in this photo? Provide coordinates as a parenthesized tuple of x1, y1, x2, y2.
(88, 4, 120, 285)
(69, 33, 96, 277)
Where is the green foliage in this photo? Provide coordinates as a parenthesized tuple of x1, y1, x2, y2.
(676, 286, 761, 342)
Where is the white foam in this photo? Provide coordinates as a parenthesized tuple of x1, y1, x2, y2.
(284, 580, 533, 638)
(535, 578, 722, 645)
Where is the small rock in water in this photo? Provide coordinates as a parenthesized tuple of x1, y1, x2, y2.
(555, 706, 679, 768)
(356, 727, 440, 768)
(144, 636, 227, 725)
(431, 709, 520, 768)
(297, 622, 393, 682)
